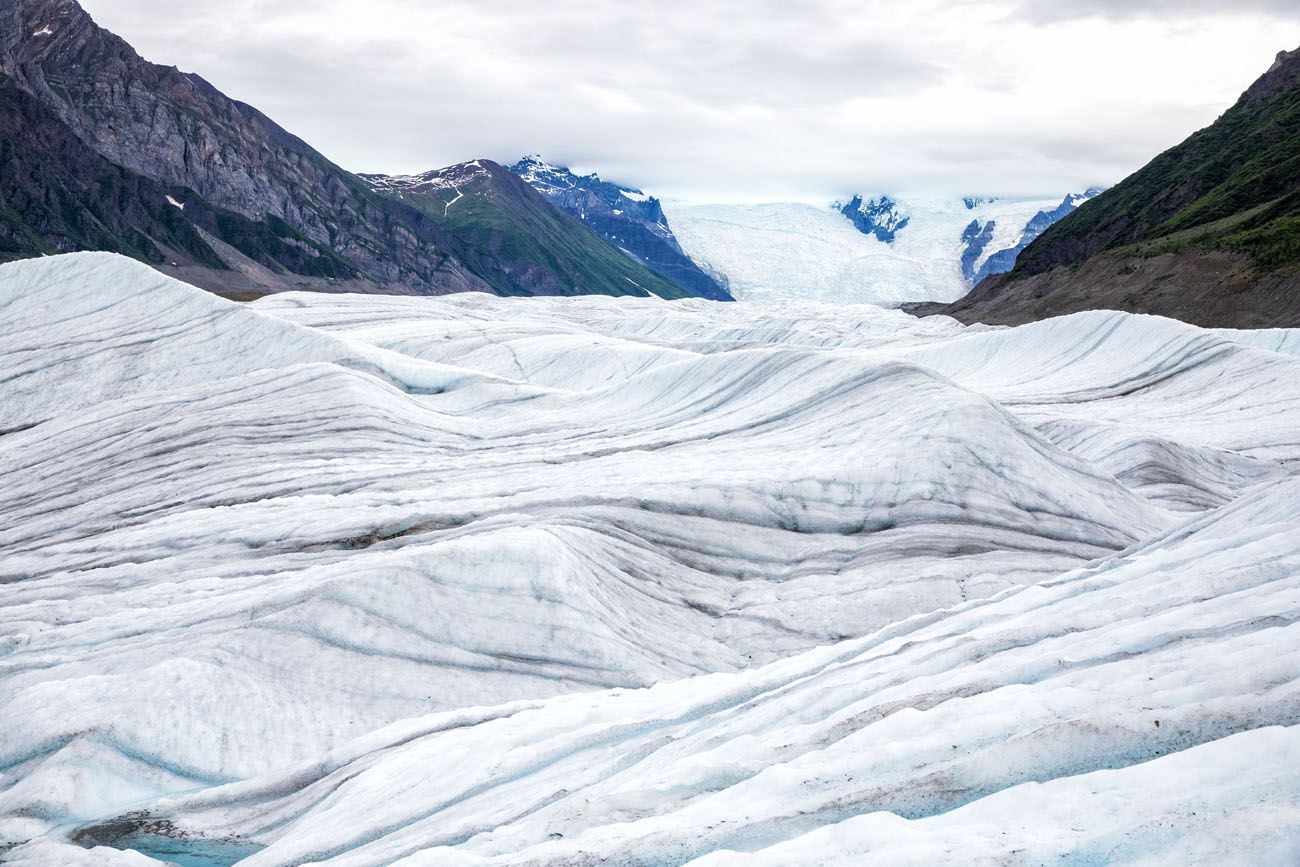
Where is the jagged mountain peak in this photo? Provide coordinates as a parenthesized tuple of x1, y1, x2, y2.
(1247, 43, 1300, 104)
(508, 155, 653, 203)
(361, 159, 495, 195)
(836, 194, 911, 244)
(1265, 45, 1299, 75)
(508, 154, 581, 193)
(509, 156, 731, 301)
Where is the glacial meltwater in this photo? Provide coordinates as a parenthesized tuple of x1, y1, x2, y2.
(75, 830, 261, 866)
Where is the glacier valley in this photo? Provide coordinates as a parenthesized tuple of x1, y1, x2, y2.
(663, 194, 1098, 306)
(1, 253, 1299, 865)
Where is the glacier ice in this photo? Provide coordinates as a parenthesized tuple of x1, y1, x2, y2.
(1, 252, 1298, 864)
(65, 475, 1300, 866)
(661, 196, 1084, 305)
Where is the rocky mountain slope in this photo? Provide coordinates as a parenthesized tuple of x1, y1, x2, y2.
(837, 194, 911, 242)
(509, 156, 732, 300)
(0, 0, 703, 300)
(0, 0, 493, 296)
(916, 46, 1300, 327)
(364, 161, 696, 299)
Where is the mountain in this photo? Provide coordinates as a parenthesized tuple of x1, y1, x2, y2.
(0, 0, 706, 301)
(363, 160, 696, 299)
(509, 155, 732, 300)
(0, 0, 494, 297)
(838, 189, 1102, 285)
(917, 47, 1300, 327)
(837, 194, 910, 242)
(663, 193, 1098, 305)
(961, 188, 1105, 285)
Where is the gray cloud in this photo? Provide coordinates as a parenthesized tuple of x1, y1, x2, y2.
(78, 0, 1299, 200)
(1015, 0, 1300, 23)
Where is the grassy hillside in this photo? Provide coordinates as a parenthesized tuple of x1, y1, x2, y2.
(1015, 47, 1300, 277)
(370, 162, 693, 300)
(911, 47, 1300, 328)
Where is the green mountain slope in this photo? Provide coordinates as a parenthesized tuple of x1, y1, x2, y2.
(364, 162, 694, 299)
(917, 46, 1300, 328)
(1021, 47, 1300, 273)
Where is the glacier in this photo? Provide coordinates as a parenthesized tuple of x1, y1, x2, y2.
(1, 252, 1299, 865)
(663, 195, 1096, 306)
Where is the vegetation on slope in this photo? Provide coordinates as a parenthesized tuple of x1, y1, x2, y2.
(1013, 46, 1300, 277)
(374, 162, 693, 299)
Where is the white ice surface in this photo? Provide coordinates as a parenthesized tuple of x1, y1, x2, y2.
(113, 473, 1300, 866)
(2, 253, 1299, 864)
(662, 196, 1066, 305)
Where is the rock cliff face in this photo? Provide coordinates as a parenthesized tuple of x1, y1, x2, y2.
(0, 73, 205, 263)
(959, 219, 997, 284)
(0, 0, 494, 295)
(915, 48, 1300, 327)
(509, 156, 732, 300)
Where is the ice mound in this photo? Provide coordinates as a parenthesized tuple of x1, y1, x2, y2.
(79, 476, 1300, 866)
(2, 254, 1299, 862)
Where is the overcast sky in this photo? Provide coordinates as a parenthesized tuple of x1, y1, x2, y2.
(80, 0, 1300, 201)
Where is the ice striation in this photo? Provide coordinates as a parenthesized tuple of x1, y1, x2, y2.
(1, 252, 1299, 864)
(103, 474, 1300, 866)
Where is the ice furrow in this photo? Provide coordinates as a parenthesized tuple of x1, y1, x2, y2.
(2, 253, 1299, 861)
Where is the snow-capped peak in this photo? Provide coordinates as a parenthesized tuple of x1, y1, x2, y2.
(508, 156, 731, 300)
(360, 160, 490, 194)
(508, 155, 579, 194)
(836, 194, 911, 244)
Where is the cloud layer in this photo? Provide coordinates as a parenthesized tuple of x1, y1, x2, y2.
(81, 0, 1300, 200)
